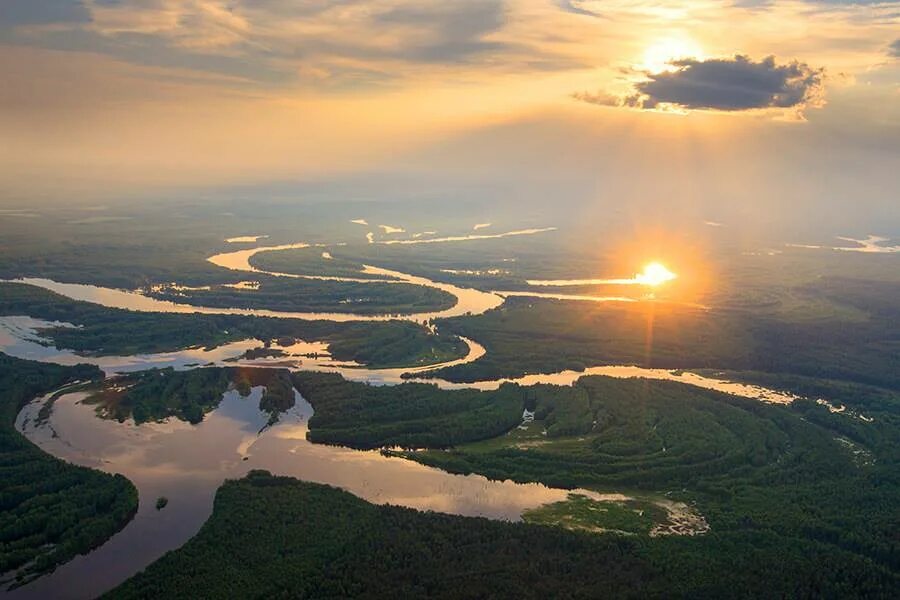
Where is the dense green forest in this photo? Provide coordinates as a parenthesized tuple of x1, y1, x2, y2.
(0, 354, 137, 589)
(292, 372, 523, 449)
(249, 247, 393, 280)
(427, 280, 900, 389)
(0, 282, 466, 368)
(69, 363, 523, 443)
(411, 377, 804, 488)
(405, 375, 900, 591)
(107, 471, 899, 599)
(48, 365, 531, 441)
(146, 273, 455, 316)
(2, 213, 899, 596)
(0, 231, 227, 291)
(105, 471, 656, 599)
(86, 367, 296, 425)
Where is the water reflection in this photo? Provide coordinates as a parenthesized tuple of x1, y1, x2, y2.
(0, 316, 266, 373)
(0, 316, 480, 379)
(225, 235, 269, 243)
(495, 290, 639, 303)
(461, 365, 800, 403)
(0, 237, 849, 599)
(207, 241, 506, 320)
(377, 227, 556, 245)
(12, 275, 503, 324)
(11, 388, 591, 599)
(1, 314, 830, 599)
(0, 316, 799, 405)
(787, 234, 900, 254)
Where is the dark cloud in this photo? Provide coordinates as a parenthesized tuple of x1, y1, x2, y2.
(890, 39, 900, 58)
(0, 0, 90, 27)
(612, 55, 825, 112)
(557, 1, 602, 18)
(373, 2, 509, 63)
(0, 1, 539, 84)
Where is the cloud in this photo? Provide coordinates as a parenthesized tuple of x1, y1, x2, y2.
(373, 2, 510, 63)
(0, 0, 574, 86)
(0, 0, 90, 26)
(557, 1, 602, 18)
(890, 39, 900, 58)
(577, 55, 825, 115)
(571, 90, 620, 107)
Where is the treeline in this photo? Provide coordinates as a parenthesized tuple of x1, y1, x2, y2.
(696, 370, 900, 464)
(429, 285, 900, 389)
(0, 282, 466, 368)
(147, 273, 456, 316)
(0, 354, 137, 589)
(248, 246, 393, 281)
(87, 367, 295, 425)
(107, 471, 900, 599)
(106, 471, 657, 599)
(411, 376, 795, 490)
(408, 374, 900, 584)
(292, 372, 524, 449)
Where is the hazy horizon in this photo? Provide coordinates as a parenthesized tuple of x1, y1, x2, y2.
(2, 1, 898, 232)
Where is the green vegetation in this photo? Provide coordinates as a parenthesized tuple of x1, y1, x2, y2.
(694, 370, 900, 463)
(0, 354, 137, 589)
(0, 229, 225, 291)
(428, 297, 751, 382)
(405, 375, 900, 591)
(85, 367, 295, 425)
(57, 360, 526, 447)
(146, 273, 456, 316)
(292, 372, 523, 449)
(430, 281, 900, 389)
(313, 233, 548, 291)
(409, 376, 799, 489)
(106, 471, 658, 599)
(3, 207, 900, 596)
(155, 497, 168, 511)
(523, 494, 667, 535)
(0, 282, 466, 368)
(700, 369, 900, 417)
(108, 471, 899, 598)
(249, 246, 393, 280)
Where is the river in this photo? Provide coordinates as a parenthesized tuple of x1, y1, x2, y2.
(0, 239, 821, 597)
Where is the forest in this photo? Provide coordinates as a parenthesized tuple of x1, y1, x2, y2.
(85, 366, 295, 425)
(44, 358, 899, 595)
(292, 372, 524, 449)
(0, 282, 466, 368)
(1, 214, 898, 597)
(145, 273, 455, 316)
(404, 374, 900, 592)
(106, 471, 899, 599)
(426, 279, 900, 389)
(248, 246, 393, 281)
(105, 471, 657, 599)
(0, 354, 137, 589)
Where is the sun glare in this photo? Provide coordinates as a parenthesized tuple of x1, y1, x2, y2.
(640, 38, 703, 73)
(635, 262, 677, 286)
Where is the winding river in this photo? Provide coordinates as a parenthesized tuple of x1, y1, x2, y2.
(0, 237, 824, 597)
(12, 386, 622, 599)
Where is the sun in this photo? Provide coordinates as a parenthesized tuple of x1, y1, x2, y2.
(640, 38, 704, 73)
(635, 262, 677, 287)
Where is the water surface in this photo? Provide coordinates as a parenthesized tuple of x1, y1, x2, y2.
(10, 387, 605, 599)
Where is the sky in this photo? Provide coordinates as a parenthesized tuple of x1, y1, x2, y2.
(0, 1, 898, 227)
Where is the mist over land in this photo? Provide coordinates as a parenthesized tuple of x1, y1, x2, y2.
(1, 1, 899, 598)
